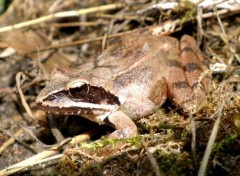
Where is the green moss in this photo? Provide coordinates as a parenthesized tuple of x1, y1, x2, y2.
(174, 0, 196, 26)
(80, 135, 141, 151)
(212, 133, 238, 154)
(54, 156, 79, 176)
(155, 152, 194, 175)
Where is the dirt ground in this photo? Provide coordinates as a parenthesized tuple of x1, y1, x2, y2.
(0, 0, 240, 176)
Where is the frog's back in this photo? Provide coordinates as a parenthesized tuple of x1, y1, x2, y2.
(94, 35, 181, 119)
(87, 34, 179, 86)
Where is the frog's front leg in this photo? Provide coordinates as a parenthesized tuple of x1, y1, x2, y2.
(104, 111, 138, 138)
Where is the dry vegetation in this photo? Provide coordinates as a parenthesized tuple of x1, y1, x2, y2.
(0, 0, 240, 175)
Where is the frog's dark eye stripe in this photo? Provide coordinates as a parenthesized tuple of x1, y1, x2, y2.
(166, 59, 182, 68)
(46, 85, 121, 106)
(184, 63, 202, 73)
(172, 81, 189, 89)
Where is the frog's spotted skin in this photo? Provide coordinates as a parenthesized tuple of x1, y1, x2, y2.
(36, 26, 211, 138)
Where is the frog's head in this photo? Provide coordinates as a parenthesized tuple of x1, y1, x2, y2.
(36, 68, 120, 120)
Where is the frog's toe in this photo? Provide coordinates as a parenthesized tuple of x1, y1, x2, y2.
(109, 128, 137, 139)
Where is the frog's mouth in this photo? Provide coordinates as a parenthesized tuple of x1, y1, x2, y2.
(36, 84, 120, 116)
(36, 101, 118, 115)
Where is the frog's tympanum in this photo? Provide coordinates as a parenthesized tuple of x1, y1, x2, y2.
(36, 26, 211, 138)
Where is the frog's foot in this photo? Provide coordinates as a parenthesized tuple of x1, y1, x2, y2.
(104, 111, 138, 138)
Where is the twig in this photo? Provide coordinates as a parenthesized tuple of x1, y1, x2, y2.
(15, 72, 34, 119)
(49, 21, 106, 27)
(137, 0, 240, 20)
(0, 150, 59, 176)
(201, 7, 240, 19)
(0, 129, 24, 154)
(9, 154, 63, 170)
(0, 129, 95, 175)
(0, 87, 15, 97)
(196, 6, 203, 46)
(96, 13, 154, 22)
(141, 139, 163, 176)
(20, 124, 70, 148)
(212, 2, 240, 64)
(198, 103, 224, 176)
(190, 114, 198, 172)
(0, 3, 125, 33)
(137, 2, 177, 14)
(48, 115, 65, 143)
(27, 21, 178, 54)
(26, 32, 130, 54)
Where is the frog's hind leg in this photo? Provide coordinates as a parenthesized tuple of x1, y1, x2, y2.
(166, 69, 196, 113)
(180, 35, 211, 106)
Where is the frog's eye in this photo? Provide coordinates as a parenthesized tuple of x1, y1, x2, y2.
(67, 80, 89, 98)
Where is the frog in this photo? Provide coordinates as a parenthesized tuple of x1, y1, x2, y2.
(36, 26, 211, 138)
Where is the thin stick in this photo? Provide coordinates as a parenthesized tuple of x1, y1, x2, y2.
(26, 31, 131, 54)
(141, 139, 163, 176)
(96, 13, 154, 21)
(49, 21, 105, 27)
(190, 114, 198, 172)
(198, 104, 223, 176)
(0, 129, 23, 154)
(0, 129, 95, 175)
(27, 21, 178, 54)
(0, 3, 124, 33)
(16, 72, 34, 119)
(0, 150, 58, 175)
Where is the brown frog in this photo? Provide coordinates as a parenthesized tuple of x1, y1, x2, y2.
(36, 26, 211, 138)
